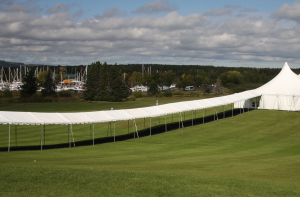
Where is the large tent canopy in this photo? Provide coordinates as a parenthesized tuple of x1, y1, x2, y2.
(255, 62, 300, 111)
(0, 89, 261, 125)
(1, 62, 298, 126)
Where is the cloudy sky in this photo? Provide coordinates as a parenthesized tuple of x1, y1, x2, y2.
(0, 0, 300, 68)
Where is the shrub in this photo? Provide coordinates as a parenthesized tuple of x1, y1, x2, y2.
(3, 90, 13, 98)
(163, 90, 173, 97)
(58, 90, 72, 97)
(133, 91, 142, 98)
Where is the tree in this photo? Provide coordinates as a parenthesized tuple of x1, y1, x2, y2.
(20, 67, 38, 98)
(163, 70, 176, 86)
(219, 71, 243, 87)
(181, 74, 195, 87)
(98, 62, 110, 101)
(148, 80, 159, 95)
(55, 66, 66, 83)
(214, 78, 224, 94)
(37, 71, 48, 87)
(41, 70, 57, 97)
(129, 71, 142, 87)
(108, 65, 131, 102)
(201, 77, 212, 93)
(83, 62, 101, 100)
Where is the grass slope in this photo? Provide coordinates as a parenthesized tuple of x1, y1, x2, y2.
(0, 110, 300, 196)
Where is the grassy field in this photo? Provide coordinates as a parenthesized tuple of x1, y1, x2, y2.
(0, 99, 300, 196)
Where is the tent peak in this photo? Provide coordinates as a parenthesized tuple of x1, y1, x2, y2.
(283, 62, 289, 68)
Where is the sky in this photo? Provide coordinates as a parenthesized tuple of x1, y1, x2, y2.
(0, 0, 300, 68)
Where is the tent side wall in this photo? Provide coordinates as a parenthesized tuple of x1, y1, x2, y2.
(258, 94, 300, 111)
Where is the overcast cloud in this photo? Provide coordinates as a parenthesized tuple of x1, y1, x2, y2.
(0, 0, 299, 68)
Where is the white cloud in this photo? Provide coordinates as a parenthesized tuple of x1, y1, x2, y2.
(272, 2, 300, 23)
(132, 0, 177, 14)
(0, 1, 300, 67)
(204, 8, 231, 16)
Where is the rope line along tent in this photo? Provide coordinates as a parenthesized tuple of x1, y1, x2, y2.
(2, 62, 298, 151)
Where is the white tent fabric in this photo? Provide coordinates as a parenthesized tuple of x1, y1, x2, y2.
(4, 62, 300, 125)
(0, 89, 261, 125)
(255, 62, 300, 111)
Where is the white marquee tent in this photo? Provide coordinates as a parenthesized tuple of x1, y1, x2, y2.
(1, 62, 298, 151)
(235, 62, 300, 111)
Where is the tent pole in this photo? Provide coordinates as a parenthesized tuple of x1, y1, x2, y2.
(15, 125, 18, 147)
(184, 112, 185, 121)
(172, 114, 173, 123)
(128, 120, 129, 133)
(223, 105, 225, 119)
(110, 122, 112, 136)
(192, 110, 194, 126)
(150, 117, 151, 136)
(8, 124, 10, 152)
(41, 124, 43, 151)
(248, 100, 249, 111)
(179, 113, 180, 129)
(93, 124, 94, 145)
(133, 120, 135, 139)
(114, 121, 115, 142)
(90, 124, 91, 139)
(144, 118, 145, 129)
(68, 124, 70, 148)
(44, 124, 45, 146)
(165, 115, 167, 132)
(232, 103, 233, 117)
(240, 101, 241, 114)
(214, 107, 215, 121)
(255, 97, 257, 109)
(203, 109, 205, 124)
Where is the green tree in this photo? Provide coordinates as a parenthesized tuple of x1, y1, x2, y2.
(181, 74, 195, 87)
(195, 72, 206, 88)
(129, 71, 142, 87)
(83, 62, 101, 100)
(201, 77, 212, 93)
(148, 80, 159, 95)
(219, 71, 243, 87)
(163, 70, 176, 86)
(20, 67, 38, 98)
(41, 70, 57, 97)
(37, 71, 48, 87)
(108, 65, 131, 102)
(98, 62, 110, 101)
(55, 66, 66, 83)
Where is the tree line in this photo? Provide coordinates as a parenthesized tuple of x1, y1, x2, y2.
(16, 62, 297, 102)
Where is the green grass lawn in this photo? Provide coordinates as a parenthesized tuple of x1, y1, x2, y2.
(1, 107, 300, 196)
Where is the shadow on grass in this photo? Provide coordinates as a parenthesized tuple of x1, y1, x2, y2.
(1, 108, 255, 151)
